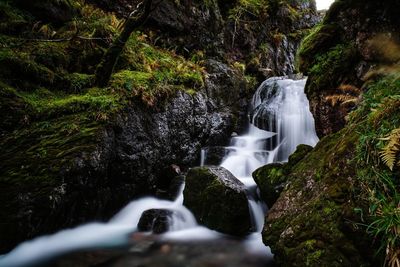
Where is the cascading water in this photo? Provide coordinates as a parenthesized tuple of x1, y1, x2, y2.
(217, 77, 318, 252)
(0, 77, 318, 267)
(250, 77, 319, 161)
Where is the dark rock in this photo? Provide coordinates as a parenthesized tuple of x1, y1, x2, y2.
(0, 0, 320, 253)
(53, 239, 275, 267)
(200, 146, 229, 166)
(0, 89, 236, 253)
(92, 0, 319, 78)
(287, 144, 313, 168)
(15, 0, 78, 24)
(138, 209, 174, 234)
(183, 166, 251, 236)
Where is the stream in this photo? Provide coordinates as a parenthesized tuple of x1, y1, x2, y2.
(0, 77, 318, 267)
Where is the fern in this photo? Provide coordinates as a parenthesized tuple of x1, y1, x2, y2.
(380, 128, 400, 171)
(370, 98, 400, 128)
(325, 84, 362, 107)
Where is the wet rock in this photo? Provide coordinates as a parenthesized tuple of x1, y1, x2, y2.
(53, 238, 275, 267)
(287, 144, 313, 168)
(138, 209, 173, 234)
(92, 0, 319, 78)
(183, 166, 252, 236)
(200, 146, 228, 166)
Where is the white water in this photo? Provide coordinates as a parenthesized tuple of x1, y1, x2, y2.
(0, 184, 219, 267)
(251, 78, 319, 162)
(0, 77, 317, 267)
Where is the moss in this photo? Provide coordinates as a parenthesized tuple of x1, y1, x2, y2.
(306, 43, 359, 96)
(0, 48, 57, 87)
(0, 82, 28, 133)
(263, 123, 372, 266)
(183, 167, 251, 235)
(253, 145, 313, 207)
(0, 114, 101, 186)
(264, 75, 400, 266)
(297, 23, 342, 72)
(352, 75, 400, 261)
(109, 33, 205, 106)
(14, 0, 80, 24)
(31, 42, 70, 70)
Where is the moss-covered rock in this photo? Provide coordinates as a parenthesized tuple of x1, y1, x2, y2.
(183, 166, 252, 235)
(253, 144, 313, 207)
(262, 127, 377, 266)
(253, 163, 286, 208)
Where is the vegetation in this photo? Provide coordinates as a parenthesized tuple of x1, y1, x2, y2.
(352, 74, 400, 265)
(0, 0, 206, 187)
(306, 42, 358, 96)
(290, 1, 400, 263)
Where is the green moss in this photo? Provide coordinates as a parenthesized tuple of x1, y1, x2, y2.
(297, 23, 342, 72)
(306, 43, 358, 96)
(228, 0, 270, 20)
(0, 114, 101, 186)
(109, 34, 205, 105)
(0, 48, 57, 87)
(352, 75, 400, 260)
(183, 167, 251, 235)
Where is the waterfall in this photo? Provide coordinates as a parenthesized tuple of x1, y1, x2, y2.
(250, 77, 319, 161)
(218, 77, 318, 251)
(0, 77, 317, 267)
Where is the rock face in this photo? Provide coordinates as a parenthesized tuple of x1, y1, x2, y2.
(91, 0, 319, 81)
(183, 166, 251, 236)
(0, 88, 235, 253)
(298, 0, 400, 137)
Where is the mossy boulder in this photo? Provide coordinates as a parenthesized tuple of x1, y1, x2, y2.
(262, 128, 376, 266)
(183, 166, 252, 236)
(287, 144, 313, 167)
(253, 163, 286, 208)
(253, 144, 313, 207)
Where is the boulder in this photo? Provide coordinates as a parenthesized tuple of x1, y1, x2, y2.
(262, 129, 376, 266)
(253, 145, 313, 207)
(253, 163, 286, 208)
(183, 166, 251, 236)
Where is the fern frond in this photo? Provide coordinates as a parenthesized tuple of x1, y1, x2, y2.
(370, 98, 400, 128)
(379, 128, 400, 171)
(338, 84, 362, 95)
(325, 84, 362, 107)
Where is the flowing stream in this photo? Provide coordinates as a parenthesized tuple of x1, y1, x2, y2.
(0, 77, 318, 267)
